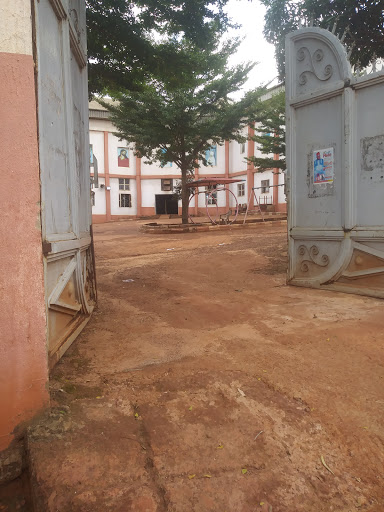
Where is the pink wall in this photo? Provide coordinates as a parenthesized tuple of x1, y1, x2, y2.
(0, 52, 49, 451)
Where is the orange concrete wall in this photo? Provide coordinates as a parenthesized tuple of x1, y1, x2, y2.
(275, 202, 287, 213)
(0, 52, 49, 451)
(92, 214, 108, 224)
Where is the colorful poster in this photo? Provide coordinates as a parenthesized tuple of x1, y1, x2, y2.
(313, 148, 333, 184)
(117, 147, 130, 167)
(205, 146, 217, 166)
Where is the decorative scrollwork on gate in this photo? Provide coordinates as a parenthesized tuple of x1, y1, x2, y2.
(298, 245, 330, 272)
(297, 46, 333, 85)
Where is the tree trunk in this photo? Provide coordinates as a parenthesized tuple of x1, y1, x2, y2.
(181, 167, 189, 224)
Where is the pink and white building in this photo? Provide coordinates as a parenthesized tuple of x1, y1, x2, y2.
(89, 91, 286, 223)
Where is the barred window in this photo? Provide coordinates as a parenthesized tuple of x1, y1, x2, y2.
(119, 193, 132, 208)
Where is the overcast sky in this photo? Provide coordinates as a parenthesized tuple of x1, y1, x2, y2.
(224, 0, 279, 97)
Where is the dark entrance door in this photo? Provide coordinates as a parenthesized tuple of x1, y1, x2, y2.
(155, 195, 178, 215)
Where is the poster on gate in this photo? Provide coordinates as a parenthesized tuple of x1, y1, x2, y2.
(313, 148, 334, 184)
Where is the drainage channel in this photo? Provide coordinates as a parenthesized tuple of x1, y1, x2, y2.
(0, 470, 33, 512)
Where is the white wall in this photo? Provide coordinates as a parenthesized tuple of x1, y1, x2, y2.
(141, 159, 176, 176)
(229, 128, 248, 172)
(89, 118, 113, 134)
(0, 0, 33, 55)
(92, 178, 106, 215)
(110, 177, 137, 215)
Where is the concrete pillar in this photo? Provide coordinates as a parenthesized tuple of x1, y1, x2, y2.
(225, 141, 230, 209)
(103, 131, 111, 221)
(136, 155, 142, 217)
(247, 125, 255, 205)
(0, 0, 49, 462)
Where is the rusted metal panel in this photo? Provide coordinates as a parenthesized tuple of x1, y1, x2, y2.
(35, 0, 96, 365)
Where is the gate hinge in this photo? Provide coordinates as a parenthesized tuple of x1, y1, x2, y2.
(42, 241, 52, 255)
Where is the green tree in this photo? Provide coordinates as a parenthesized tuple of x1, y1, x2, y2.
(261, 0, 384, 79)
(247, 89, 285, 172)
(101, 36, 265, 223)
(86, 0, 232, 96)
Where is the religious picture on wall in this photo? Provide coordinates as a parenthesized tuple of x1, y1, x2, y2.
(90, 144, 94, 165)
(117, 147, 130, 167)
(160, 148, 172, 168)
(205, 145, 217, 166)
(313, 148, 334, 184)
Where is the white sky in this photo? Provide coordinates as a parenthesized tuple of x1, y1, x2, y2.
(224, 0, 279, 97)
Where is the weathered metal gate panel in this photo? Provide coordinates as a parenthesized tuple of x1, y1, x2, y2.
(286, 27, 384, 298)
(35, 0, 96, 366)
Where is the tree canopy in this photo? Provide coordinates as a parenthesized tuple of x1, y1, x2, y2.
(101, 36, 266, 223)
(261, 0, 384, 79)
(86, 0, 232, 96)
(247, 89, 285, 172)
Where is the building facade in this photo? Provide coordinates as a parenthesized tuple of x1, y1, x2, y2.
(89, 96, 286, 223)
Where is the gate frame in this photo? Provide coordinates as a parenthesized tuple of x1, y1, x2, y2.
(286, 27, 384, 298)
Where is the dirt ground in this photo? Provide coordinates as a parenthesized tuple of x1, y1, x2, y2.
(28, 220, 384, 511)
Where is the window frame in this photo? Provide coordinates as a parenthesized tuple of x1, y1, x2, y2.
(119, 193, 132, 208)
(237, 183, 245, 197)
(118, 178, 130, 191)
(261, 179, 270, 194)
(161, 179, 173, 191)
(205, 185, 217, 205)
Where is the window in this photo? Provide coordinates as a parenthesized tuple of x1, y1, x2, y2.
(119, 193, 132, 208)
(261, 179, 270, 193)
(119, 178, 130, 190)
(91, 191, 95, 206)
(240, 142, 246, 154)
(237, 183, 245, 196)
(161, 179, 173, 191)
(206, 185, 217, 205)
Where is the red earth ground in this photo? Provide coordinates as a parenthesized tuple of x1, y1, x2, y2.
(27, 220, 383, 511)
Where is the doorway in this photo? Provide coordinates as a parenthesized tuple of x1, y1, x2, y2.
(155, 194, 178, 215)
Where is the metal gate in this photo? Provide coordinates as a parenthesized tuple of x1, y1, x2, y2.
(34, 0, 96, 367)
(286, 27, 384, 298)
